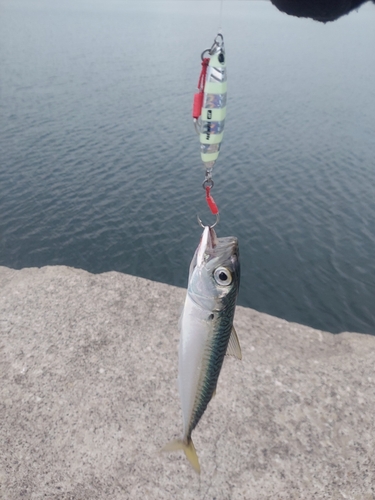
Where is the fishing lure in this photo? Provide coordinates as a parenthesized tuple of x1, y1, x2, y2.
(192, 33, 227, 220)
(193, 33, 227, 173)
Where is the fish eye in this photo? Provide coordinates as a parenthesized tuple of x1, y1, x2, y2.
(214, 267, 232, 286)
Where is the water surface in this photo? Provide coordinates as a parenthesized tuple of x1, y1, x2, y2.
(1, 0, 374, 334)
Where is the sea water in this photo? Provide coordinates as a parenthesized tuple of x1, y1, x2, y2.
(1, 0, 374, 334)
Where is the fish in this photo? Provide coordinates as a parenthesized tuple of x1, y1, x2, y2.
(163, 225, 241, 473)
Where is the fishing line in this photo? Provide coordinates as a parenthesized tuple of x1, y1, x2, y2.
(218, 0, 224, 33)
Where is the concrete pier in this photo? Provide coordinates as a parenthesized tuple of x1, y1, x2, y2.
(1, 266, 374, 499)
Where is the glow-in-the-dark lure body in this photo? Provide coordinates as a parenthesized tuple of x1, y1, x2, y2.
(194, 34, 227, 172)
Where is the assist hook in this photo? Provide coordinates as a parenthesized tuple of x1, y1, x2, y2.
(197, 212, 219, 229)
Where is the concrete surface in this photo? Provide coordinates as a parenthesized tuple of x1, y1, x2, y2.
(0, 265, 374, 500)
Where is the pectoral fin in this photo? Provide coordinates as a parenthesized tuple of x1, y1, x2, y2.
(226, 326, 242, 360)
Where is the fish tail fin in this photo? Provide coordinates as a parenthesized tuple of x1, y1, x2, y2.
(161, 437, 200, 474)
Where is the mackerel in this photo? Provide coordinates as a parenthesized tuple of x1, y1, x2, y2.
(163, 225, 241, 473)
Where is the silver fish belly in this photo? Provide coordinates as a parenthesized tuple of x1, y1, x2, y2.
(163, 225, 241, 473)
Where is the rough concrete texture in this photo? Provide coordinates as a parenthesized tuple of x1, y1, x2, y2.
(0, 265, 374, 500)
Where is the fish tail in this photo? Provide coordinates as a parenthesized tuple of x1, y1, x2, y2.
(162, 437, 200, 474)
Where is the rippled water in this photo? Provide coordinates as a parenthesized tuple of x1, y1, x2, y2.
(1, 0, 374, 334)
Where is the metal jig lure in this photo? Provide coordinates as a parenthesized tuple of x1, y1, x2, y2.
(193, 33, 227, 172)
(192, 33, 227, 227)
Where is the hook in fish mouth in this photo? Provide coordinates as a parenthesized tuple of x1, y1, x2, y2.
(197, 213, 219, 229)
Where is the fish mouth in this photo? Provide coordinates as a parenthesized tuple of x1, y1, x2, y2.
(196, 226, 217, 267)
(188, 226, 240, 305)
(191, 226, 239, 275)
